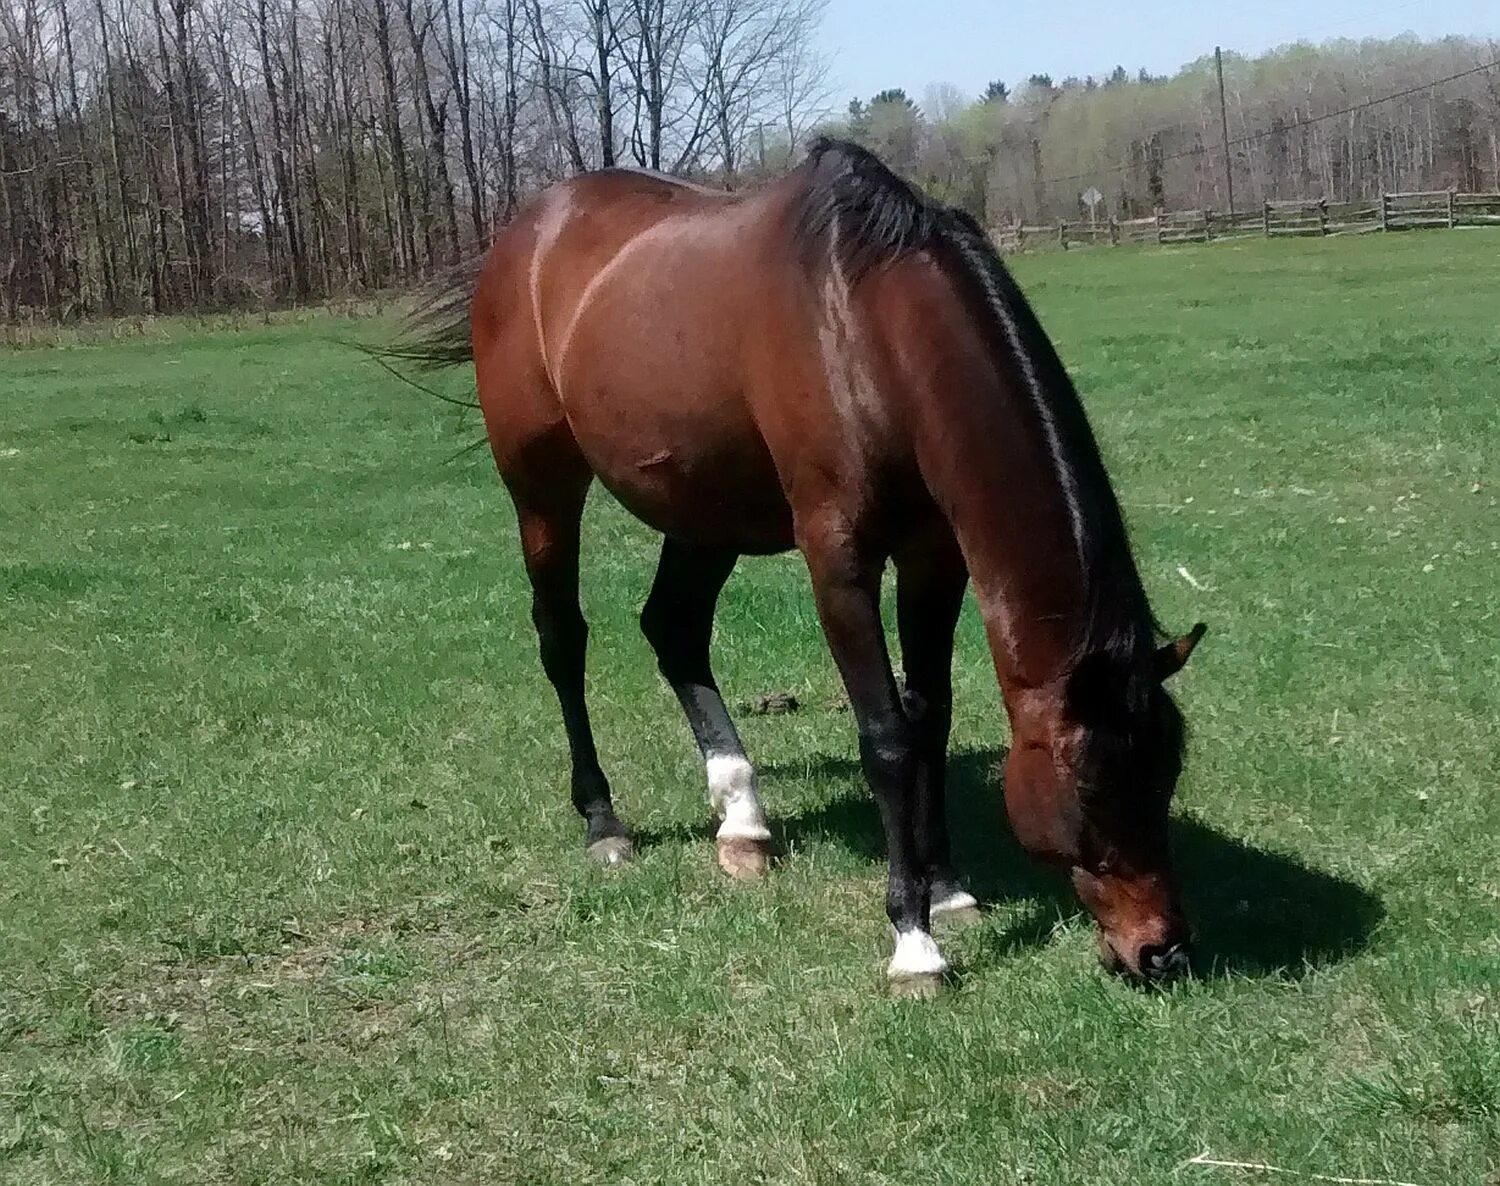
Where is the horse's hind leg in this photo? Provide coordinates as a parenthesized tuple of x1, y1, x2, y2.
(640, 538, 771, 880)
(510, 462, 633, 865)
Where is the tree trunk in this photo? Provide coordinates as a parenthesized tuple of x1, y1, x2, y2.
(440, 0, 486, 241)
(96, 0, 141, 310)
(288, 0, 333, 292)
(150, 0, 196, 303)
(257, 0, 311, 297)
(329, 0, 368, 285)
(170, 0, 213, 302)
(501, 0, 520, 216)
(402, 0, 461, 263)
(590, 0, 616, 166)
(61, 0, 116, 313)
(371, 0, 419, 276)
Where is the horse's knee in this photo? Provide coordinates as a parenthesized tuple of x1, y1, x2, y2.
(638, 598, 677, 665)
(534, 599, 587, 680)
(640, 598, 708, 685)
(858, 714, 916, 786)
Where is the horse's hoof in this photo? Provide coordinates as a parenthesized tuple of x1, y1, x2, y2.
(716, 837, 770, 881)
(587, 836, 634, 867)
(931, 889, 982, 927)
(888, 972, 945, 1000)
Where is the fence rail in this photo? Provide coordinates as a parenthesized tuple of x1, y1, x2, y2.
(996, 189, 1500, 252)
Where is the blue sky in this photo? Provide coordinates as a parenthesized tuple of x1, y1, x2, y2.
(817, 0, 1500, 104)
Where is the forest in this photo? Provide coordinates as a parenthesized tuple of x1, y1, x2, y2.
(850, 39, 1500, 230)
(1, 0, 1497, 320)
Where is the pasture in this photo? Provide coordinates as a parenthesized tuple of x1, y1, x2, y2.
(2, 232, 1497, 1184)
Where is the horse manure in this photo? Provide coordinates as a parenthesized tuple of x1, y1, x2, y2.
(743, 692, 799, 716)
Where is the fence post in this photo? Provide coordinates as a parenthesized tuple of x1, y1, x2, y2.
(1448, 188, 1457, 229)
(1380, 191, 1389, 232)
(1318, 199, 1328, 236)
(1058, 220, 1068, 250)
(1109, 216, 1119, 246)
(1156, 212, 1165, 244)
(1263, 201, 1271, 237)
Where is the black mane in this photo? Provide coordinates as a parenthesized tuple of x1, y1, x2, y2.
(790, 139, 1177, 759)
(792, 137, 943, 282)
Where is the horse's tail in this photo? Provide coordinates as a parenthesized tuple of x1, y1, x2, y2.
(360, 254, 483, 409)
(387, 254, 483, 369)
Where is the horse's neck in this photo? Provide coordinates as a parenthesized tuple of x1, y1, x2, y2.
(905, 335, 1091, 690)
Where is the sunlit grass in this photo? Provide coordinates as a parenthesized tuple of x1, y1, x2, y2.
(2, 232, 1496, 1183)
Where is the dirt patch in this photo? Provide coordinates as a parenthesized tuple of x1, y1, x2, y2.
(88, 910, 476, 1042)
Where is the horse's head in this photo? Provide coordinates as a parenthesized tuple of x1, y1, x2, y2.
(1002, 624, 1206, 983)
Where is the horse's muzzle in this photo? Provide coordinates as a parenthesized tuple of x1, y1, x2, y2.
(1137, 940, 1193, 983)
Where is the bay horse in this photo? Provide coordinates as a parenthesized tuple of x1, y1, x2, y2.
(394, 139, 1205, 992)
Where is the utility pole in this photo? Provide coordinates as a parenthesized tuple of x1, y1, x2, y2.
(1216, 46, 1235, 217)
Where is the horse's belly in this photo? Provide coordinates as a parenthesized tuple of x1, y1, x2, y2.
(563, 379, 795, 554)
(548, 230, 800, 552)
(596, 438, 794, 554)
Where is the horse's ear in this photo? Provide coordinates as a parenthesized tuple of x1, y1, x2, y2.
(1154, 623, 1207, 681)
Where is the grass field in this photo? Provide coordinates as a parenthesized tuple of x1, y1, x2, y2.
(2, 232, 1497, 1185)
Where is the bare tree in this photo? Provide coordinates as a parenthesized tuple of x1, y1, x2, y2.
(401, 0, 460, 263)
(23, 0, 1493, 322)
(524, 0, 586, 173)
(437, 0, 485, 239)
(370, 0, 418, 277)
(616, 0, 696, 169)
(54, 0, 109, 310)
(697, 0, 824, 181)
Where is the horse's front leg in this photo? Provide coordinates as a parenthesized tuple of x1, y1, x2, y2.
(895, 529, 979, 922)
(800, 513, 948, 995)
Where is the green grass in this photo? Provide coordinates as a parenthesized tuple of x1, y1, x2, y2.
(2, 232, 1497, 1184)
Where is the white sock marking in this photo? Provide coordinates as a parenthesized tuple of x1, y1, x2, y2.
(705, 754, 770, 842)
(889, 929, 948, 978)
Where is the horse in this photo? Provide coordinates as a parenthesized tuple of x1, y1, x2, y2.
(392, 138, 1205, 993)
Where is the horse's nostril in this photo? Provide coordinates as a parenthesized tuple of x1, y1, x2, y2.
(1141, 941, 1192, 981)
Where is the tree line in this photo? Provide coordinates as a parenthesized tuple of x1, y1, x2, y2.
(832, 38, 1500, 228)
(0, 0, 828, 319)
(3, 9, 1499, 322)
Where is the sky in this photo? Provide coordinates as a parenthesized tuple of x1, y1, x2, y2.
(817, 0, 1500, 105)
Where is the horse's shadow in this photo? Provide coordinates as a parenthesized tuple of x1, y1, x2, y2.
(653, 746, 1384, 980)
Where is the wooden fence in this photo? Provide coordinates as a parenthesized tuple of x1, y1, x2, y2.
(994, 189, 1500, 252)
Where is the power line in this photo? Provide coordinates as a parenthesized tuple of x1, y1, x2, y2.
(1031, 5, 1454, 192)
(1227, 58, 1500, 146)
(1040, 57, 1500, 191)
(1276, 0, 1429, 43)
